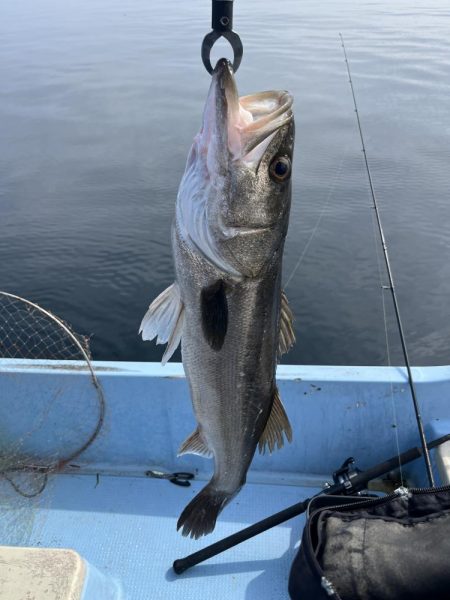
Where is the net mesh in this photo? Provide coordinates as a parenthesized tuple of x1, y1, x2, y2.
(0, 292, 105, 545)
(0, 293, 91, 361)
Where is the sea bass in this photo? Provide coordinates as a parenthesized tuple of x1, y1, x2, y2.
(140, 58, 295, 539)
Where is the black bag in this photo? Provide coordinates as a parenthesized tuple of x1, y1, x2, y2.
(288, 485, 450, 600)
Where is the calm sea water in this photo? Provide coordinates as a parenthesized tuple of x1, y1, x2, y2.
(1, 0, 450, 365)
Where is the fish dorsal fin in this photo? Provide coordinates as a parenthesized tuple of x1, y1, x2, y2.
(278, 290, 296, 357)
(139, 282, 185, 366)
(201, 279, 228, 351)
(178, 428, 213, 458)
(258, 387, 293, 454)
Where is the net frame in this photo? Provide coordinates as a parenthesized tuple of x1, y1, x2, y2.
(0, 291, 106, 496)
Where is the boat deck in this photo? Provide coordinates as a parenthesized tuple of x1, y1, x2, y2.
(1, 360, 449, 598)
(0, 472, 319, 600)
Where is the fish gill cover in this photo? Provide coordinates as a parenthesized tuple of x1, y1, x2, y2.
(0, 292, 105, 545)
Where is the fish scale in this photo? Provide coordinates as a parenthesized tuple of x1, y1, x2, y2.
(140, 58, 296, 538)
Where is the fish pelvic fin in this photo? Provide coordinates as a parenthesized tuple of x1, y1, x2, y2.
(177, 484, 231, 539)
(258, 387, 293, 454)
(278, 290, 296, 357)
(178, 427, 213, 458)
(139, 282, 185, 365)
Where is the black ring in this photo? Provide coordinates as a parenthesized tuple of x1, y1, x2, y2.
(201, 30, 243, 75)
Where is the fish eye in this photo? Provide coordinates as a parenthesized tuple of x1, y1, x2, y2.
(269, 156, 291, 182)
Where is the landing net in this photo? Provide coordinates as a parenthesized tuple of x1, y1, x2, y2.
(0, 291, 105, 545)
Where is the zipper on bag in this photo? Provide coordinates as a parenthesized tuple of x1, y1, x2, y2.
(301, 483, 450, 588)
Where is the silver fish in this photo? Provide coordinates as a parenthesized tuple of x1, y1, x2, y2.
(140, 59, 295, 539)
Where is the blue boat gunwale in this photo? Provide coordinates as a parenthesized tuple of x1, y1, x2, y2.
(0, 359, 448, 487)
(2, 358, 450, 382)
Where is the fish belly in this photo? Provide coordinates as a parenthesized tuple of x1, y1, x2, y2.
(174, 224, 281, 491)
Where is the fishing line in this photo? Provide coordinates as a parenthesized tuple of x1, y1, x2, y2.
(371, 201, 405, 486)
(284, 147, 348, 289)
(368, 160, 404, 485)
(339, 33, 435, 487)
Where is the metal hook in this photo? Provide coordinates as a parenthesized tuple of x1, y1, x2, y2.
(201, 30, 243, 75)
(201, 0, 243, 75)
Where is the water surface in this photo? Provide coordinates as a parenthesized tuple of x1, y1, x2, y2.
(1, 0, 450, 365)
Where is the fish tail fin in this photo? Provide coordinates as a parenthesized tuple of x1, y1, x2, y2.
(177, 484, 231, 539)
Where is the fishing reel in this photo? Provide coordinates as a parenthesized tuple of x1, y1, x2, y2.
(332, 457, 363, 494)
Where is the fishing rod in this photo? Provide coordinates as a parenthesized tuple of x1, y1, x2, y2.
(173, 434, 449, 574)
(339, 34, 435, 487)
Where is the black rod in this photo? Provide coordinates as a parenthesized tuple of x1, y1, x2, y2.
(173, 434, 449, 574)
(173, 498, 311, 575)
(339, 33, 435, 487)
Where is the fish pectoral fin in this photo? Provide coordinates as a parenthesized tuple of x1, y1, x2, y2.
(139, 282, 185, 366)
(258, 387, 293, 454)
(178, 428, 213, 458)
(278, 290, 296, 357)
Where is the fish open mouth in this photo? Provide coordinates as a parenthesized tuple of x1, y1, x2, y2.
(213, 58, 293, 162)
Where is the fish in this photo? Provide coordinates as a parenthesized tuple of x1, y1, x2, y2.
(139, 58, 295, 539)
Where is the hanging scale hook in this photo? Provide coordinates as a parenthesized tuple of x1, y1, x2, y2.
(201, 0, 243, 74)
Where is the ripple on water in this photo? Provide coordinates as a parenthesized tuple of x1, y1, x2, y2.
(1, 0, 450, 365)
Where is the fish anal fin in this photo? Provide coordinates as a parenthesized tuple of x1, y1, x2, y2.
(139, 282, 184, 365)
(178, 428, 212, 458)
(278, 290, 295, 357)
(258, 387, 293, 454)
